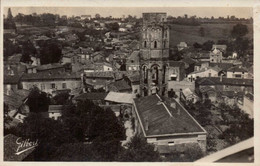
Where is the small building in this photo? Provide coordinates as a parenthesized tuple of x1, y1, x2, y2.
(226, 66, 248, 79)
(168, 61, 185, 81)
(48, 105, 62, 120)
(187, 66, 221, 82)
(181, 88, 199, 103)
(180, 57, 197, 75)
(21, 72, 82, 95)
(107, 79, 132, 93)
(132, 95, 207, 154)
(210, 47, 223, 63)
(126, 51, 140, 72)
(83, 72, 115, 89)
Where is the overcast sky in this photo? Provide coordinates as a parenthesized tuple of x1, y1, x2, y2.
(4, 7, 252, 19)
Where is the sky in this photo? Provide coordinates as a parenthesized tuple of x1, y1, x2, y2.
(4, 7, 253, 19)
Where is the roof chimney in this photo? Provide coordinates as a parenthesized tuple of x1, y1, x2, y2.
(145, 117, 149, 131)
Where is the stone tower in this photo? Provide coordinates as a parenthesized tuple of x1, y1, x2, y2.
(140, 13, 169, 96)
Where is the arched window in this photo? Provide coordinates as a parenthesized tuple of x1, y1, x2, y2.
(164, 41, 166, 48)
(144, 41, 147, 48)
(154, 41, 157, 48)
(151, 66, 159, 84)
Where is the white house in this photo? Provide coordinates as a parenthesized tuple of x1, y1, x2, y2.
(48, 105, 62, 120)
(226, 66, 248, 79)
(187, 66, 221, 82)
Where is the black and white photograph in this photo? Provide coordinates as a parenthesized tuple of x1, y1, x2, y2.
(1, 0, 258, 164)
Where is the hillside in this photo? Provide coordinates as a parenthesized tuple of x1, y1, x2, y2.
(169, 23, 253, 47)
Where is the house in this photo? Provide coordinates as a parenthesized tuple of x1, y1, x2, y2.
(103, 92, 133, 116)
(83, 72, 115, 89)
(210, 47, 223, 63)
(226, 65, 248, 79)
(187, 66, 221, 82)
(94, 62, 113, 72)
(197, 86, 219, 102)
(91, 52, 105, 62)
(194, 61, 209, 71)
(180, 88, 199, 103)
(177, 42, 188, 51)
(168, 61, 185, 81)
(126, 51, 140, 72)
(132, 95, 207, 154)
(107, 79, 132, 93)
(20, 72, 82, 95)
(48, 105, 62, 120)
(127, 74, 141, 96)
(73, 92, 108, 105)
(4, 89, 30, 123)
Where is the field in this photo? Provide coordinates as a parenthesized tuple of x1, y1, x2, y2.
(169, 23, 253, 47)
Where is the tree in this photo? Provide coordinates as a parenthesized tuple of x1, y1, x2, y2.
(62, 100, 125, 161)
(15, 113, 76, 160)
(202, 40, 215, 51)
(52, 92, 70, 105)
(199, 27, 205, 37)
(117, 135, 161, 161)
(39, 40, 62, 64)
(27, 87, 51, 113)
(193, 42, 202, 49)
(164, 143, 204, 162)
(20, 40, 36, 63)
(231, 24, 249, 38)
(105, 22, 119, 31)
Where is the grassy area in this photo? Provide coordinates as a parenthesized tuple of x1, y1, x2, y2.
(169, 23, 253, 47)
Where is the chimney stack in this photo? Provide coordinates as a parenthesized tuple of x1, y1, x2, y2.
(145, 117, 149, 131)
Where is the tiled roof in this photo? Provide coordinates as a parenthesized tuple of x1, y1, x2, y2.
(128, 73, 140, 83)
(227, 66, 248, 73)
(73, 92, 108, 101)
(209, 63, 234, 71)
(36, 63, 64, 71)
(126, 51, 140, 63)
(133, 95, 206, 137)
(48, 105, 63, 113)
(196, 77, 253, 87)
(4, 74, 22, 84)
(245, 93, 253, 101)
(21, 72, 81, 81)
(84, 72, 114, 78)
(105, 92, 133, 104)
(107, 79, 132, 92)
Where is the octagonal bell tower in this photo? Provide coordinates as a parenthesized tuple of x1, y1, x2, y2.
(140, 13, 169, 96)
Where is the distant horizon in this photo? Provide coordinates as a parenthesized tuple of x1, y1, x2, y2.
(4, 7, 253, 19)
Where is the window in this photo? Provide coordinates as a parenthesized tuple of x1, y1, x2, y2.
(134, 89, 138, 93)
(93, 78, 96, 82)
(164, 41, 166, 48)
(168, 141, 175, 146)
(129, 67, 132, 70)
(51, 83, 56, 89)
(62, 83, 67, 89)
(154, 41, 157, 48)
